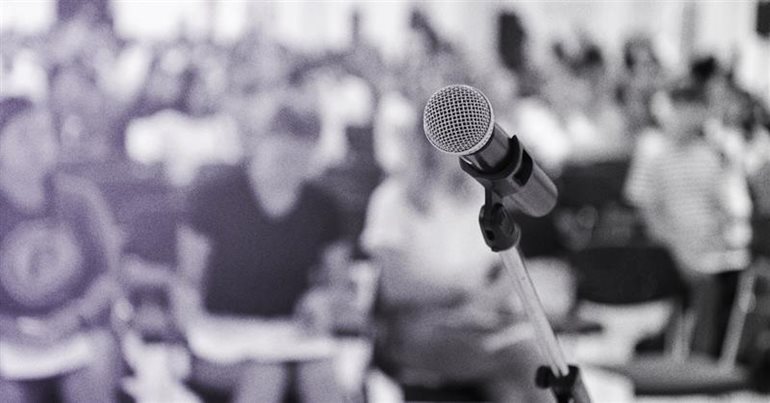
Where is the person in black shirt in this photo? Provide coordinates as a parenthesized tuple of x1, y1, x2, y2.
(176, 101, 347, 403)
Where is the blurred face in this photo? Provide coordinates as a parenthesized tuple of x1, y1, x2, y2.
(253, 47, 290, 90)
(0, 109, 57, 178)
(186, 75, 215, 116)
(51, 68, 99, 113)
(636, 53, 659, 85)
(665, 100, 708, 141)
(543, 68, 577, 114)
(723, 91, 752, 128)
(146, 69, 184, 105)
(706, 76, 729, 114)
(572, 77, 594, 111)
(405, 137, 466, 192)
(248, 134, 318, 190)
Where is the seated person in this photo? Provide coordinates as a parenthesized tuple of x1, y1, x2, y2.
(0, 97, 120, 403)
(624, 82, 751, 357)
(175, 100, 348, 403)
(361, 118, 553, 403)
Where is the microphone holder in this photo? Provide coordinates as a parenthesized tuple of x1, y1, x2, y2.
(473, 184, 592, 403)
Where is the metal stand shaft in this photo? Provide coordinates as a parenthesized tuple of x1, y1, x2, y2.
(475, 188, 591, 403)
(459, 136, 592, 402)
(498, 247, 592, 403)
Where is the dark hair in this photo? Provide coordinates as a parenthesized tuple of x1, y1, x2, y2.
(268, 105, 321, 142)
(410, 10, 443, 55)
(623, 37, 659, 72)
(690, 56, 720, 85)
(552, 41, 604, 76)
(174, 66, 203, 115)
(0, 97, 34, 136)
(669, 80, 708, 105)
(579, 45, 604, 72)
(735, 90, 769, 133)
(551, 42, 570, 66)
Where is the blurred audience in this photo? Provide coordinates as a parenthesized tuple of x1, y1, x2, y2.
(126, 63, 240, 186)
(1, 2, 769, 402)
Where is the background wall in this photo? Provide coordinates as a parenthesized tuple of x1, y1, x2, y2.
(2, 0, 768, 100)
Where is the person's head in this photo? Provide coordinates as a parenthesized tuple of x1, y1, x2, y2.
(49, 62, 101, 114)
(690, 56, 720, 87)
(351, 9, 363, 45)
(624, 36, 659, 77)
(483, 67, 519, 109)
(141, 54, 188, 109)
(239, 41, 292, 94)
(573, 44, 610, 110)
(245, 101, 322, 191)
(177, 65, 219, 116)
(722, 86, 755, 131)
(690, 56, 731, 114)
(407, 10, 443, 58)
(662, 81, 710, 142)
(540, 62, 577, 115)
(400, 120, 471, 212)
(0, 97, 57, 180)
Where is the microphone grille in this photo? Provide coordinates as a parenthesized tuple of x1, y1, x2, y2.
(423, 85, 494, 155)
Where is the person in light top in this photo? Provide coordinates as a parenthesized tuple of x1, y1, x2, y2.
(362, 114, 553, 402)
(624, 81, 751, 357)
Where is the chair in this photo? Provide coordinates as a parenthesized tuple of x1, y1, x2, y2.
(369, 268, 490, 402)
(371, 345, 488, 402)
(570, 245, 752, 396)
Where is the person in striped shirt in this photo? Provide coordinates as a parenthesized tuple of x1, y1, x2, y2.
(624, 81, 750, 357)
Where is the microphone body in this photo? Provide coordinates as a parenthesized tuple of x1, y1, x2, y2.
(423, 85, 557, 217)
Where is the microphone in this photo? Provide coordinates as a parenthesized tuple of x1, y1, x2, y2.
(422, 86, 594, 403)
(423, 85, 557, 217)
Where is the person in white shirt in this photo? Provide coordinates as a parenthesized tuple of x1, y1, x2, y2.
(362, 111, 552, 402)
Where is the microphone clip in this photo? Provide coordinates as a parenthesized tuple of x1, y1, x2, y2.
(478, 189, 520, 252)
(463, 135, 540, 251)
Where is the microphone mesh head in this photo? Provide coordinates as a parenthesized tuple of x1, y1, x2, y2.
(423, 85, 494, 155)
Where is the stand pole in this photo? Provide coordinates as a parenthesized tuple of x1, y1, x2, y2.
(460, 140, 592, 402)
(498, 247, 592, 403)
(499, 248, 569, 375)
(475, 188, 591, 402)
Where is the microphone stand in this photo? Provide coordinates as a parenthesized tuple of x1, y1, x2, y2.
(473, 185, 592, 403)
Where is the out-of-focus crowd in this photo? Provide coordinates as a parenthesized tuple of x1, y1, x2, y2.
(1, 2, 770, 403)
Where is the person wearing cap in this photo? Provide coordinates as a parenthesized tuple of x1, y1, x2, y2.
(176, 99, 347, 403)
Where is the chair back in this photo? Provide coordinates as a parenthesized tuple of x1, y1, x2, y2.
(571, 245, 686, 305)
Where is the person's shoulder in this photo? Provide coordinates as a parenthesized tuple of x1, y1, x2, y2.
(185, 166, 248, 217)
(638, 126, 667, 144)
(304, 182, 341, 211)
(52, 174, 113, 223)
(691, 139, 723, 165)
(53, 173, 104, 206)
(368, 177, 409, 212)
(190, 165, 245, 194)
(380, 176, 410, 198)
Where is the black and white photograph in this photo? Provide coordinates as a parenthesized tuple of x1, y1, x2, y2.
(1, 1, 769, 402)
